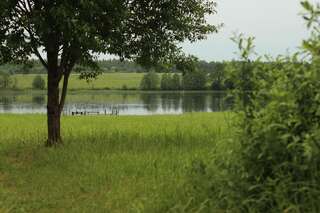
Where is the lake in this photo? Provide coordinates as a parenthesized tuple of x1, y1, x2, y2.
(0, 90, 231, 115)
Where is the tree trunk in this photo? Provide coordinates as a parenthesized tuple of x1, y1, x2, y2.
(44, 37, 75, 146)
(46, 72, 62, 146)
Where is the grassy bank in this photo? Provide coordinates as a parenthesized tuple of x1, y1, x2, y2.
(11, 73, 145, 90)
(0, 112, 231, 212)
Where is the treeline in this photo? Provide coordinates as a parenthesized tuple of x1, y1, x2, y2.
(0, 58, 206, 74)
(0, 59, 147, 74)
(140, 71, 207, 90)
(139, 61, 296, 91)
(0, 60, 304, 91)
(0, 71, 17, 89)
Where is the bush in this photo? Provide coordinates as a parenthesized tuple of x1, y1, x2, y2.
(182, 23, 320, 212)
(140, 71, 159, 90)
(32, 75, 46, 90)
(160, 73, 170, 90)
(0, 71, 12, 89)
(171, 73, 181, 90)
(160, 73, 181, 90)
(211, 80, 223, 90)
(182, 71, 207, 90)
(122, 84, 128, 90)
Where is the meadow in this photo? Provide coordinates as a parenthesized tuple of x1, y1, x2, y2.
(0, 112, 231, 212)
(11, 73, 145, 90)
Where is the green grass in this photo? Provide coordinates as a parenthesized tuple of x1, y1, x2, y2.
(0, 112, 231, 212)
(11, 73, 145, 90)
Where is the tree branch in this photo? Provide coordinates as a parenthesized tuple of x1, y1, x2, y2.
(59, 72, 70, 114)
(33, 48, 48, 70)
(24, 28, 48, 69)
(58, 52, 78, 113)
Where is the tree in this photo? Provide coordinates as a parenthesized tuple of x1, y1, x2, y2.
(209, 62, 225, 90)
(32, 75, 46, 90)
(140, 71, 159, 90)
(0, 71, 12, 88)
(161, 73, 181, 90)
(160, 73, 170, 90)
(0, 0, 217, 146)
(175, 55, 199, 75)
(182, 70, 207, 90)
(171, 73, 181, 90)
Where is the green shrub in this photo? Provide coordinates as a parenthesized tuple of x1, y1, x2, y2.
(160, 73, 170, 90)
(0, 71, 12, 89)
(182, 10, 320, 211)
(211, 80, 223, 90)
(121, 84, 128, 90)
(182, 70, 207, 90)
(160, 73, 181, 90)
(32, 75, 46, 90)
(172, 73, 181, 90)
(140, 71, 159, 90)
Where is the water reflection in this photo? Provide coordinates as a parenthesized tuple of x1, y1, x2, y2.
(0, 96, 14, 111)
(182, 93, 207, 112)
(32, 95, 45, 105)
(210, 92, 225, 112)
(140, 93, 159, 112)
(0, 91, 230, 115)
(161, 93, 181, 112)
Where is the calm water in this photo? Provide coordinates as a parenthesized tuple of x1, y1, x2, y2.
(0, 91, 230, 115)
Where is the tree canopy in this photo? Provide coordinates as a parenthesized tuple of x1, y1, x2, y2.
(0, 0, 217, 68)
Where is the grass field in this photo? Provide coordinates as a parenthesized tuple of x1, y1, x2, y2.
(11, 73, 145, 90)
(0, 112, 231, 212)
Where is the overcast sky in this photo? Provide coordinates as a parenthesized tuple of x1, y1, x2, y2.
(181, 0, 317, 61)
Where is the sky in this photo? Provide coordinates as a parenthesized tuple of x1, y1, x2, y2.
(181, 0, 317, 61)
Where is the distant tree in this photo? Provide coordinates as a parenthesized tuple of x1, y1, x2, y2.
(209, 62, 225, 90)
(171, 73, 181, 90)
(21, 61, 34, 74)
(0, 0, 218, 146)
(121, 84, 128, 90)
(161, 73, 181, 90)
(161, 73, 171, 90)
(32, 75, 46, 90)
(140, 71, 160, 90)
(175, 55, 199, 75)
(182, 70, 207, 90)
(0, 71, 12, 88)
(211, 80, 223, 90)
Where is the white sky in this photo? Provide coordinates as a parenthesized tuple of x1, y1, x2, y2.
(182, 0, 318, 61)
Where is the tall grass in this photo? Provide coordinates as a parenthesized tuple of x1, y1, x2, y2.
(0, 113, 230, 212)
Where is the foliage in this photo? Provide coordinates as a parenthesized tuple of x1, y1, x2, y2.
(182, 70, 207, 90)
(210, 62, 225, 90)
(0, 0, 218, 75)
(161, 73, 171, 90)
(175, 55, 199, 75)
(32, 75, 45, 90)
(140, 71, 160, 90)
(0, 71, 12, 88)
(160, 73, 181, 90)
(172, 73, 182, 90)
(180, 3, 320, 212)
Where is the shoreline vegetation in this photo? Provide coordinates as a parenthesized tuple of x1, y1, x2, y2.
(0, 72, 226, 91)
(0, 88, 226, 94)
